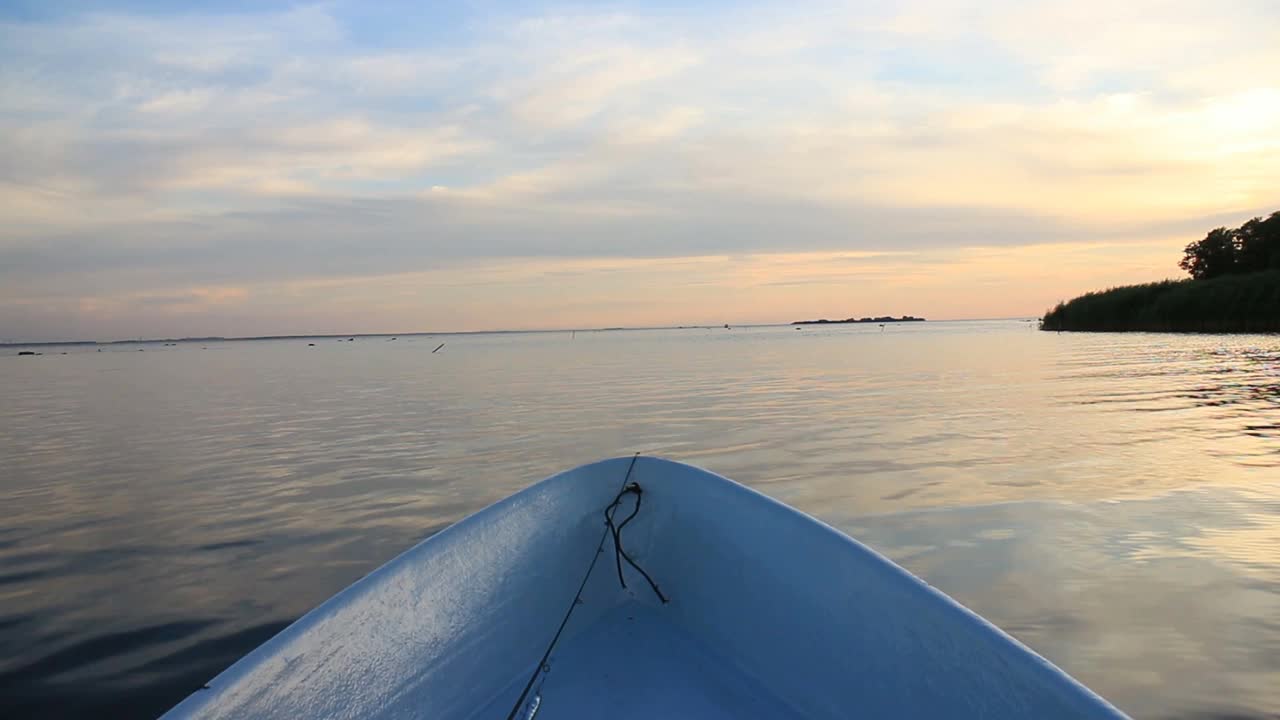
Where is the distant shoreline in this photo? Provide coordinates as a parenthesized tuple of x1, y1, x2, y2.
(0, 319, 1073, 348)
(1, 330, 567, 348)
(1, 327, 730, 347)
(1040, 270, 1280, 333)
(1041, 211, 1279, 333)
(791, 315, 926, 325)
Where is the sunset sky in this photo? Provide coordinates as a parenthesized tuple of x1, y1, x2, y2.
(2, 0, 1278, 341)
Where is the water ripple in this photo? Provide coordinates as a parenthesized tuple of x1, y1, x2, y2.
(2, 323, 1279, 718)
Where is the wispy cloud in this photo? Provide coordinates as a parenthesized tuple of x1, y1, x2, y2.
(0, 0, 1277, 340)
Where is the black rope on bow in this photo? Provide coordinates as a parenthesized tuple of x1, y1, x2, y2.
(604, 482, 668, 604)
(503, 454, 643, 720)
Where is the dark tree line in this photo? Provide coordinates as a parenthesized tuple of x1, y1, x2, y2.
(1042, 209, 1280, 332)
(1040, 272, 1280, 332)
(1179, 211, 1280, 280)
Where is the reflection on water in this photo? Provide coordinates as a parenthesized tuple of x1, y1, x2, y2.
(843, 489, 1280, 719)
(1, 322, 1278, 718)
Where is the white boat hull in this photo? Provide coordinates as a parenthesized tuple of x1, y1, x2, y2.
(164, 457, 1127, 719)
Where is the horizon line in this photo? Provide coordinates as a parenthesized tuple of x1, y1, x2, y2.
(0, 317, 1046, 347)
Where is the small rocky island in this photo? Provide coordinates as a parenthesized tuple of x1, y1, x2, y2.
(792, 315, 925, 325)
(1041, 211, 1280, 333)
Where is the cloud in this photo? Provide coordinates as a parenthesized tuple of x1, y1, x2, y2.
(0, 1, 1277, 340)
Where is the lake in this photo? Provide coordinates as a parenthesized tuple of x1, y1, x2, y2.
(2, 321, 1277, 718)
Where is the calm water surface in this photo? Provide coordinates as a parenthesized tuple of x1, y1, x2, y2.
(2, 321, 1278, 718)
